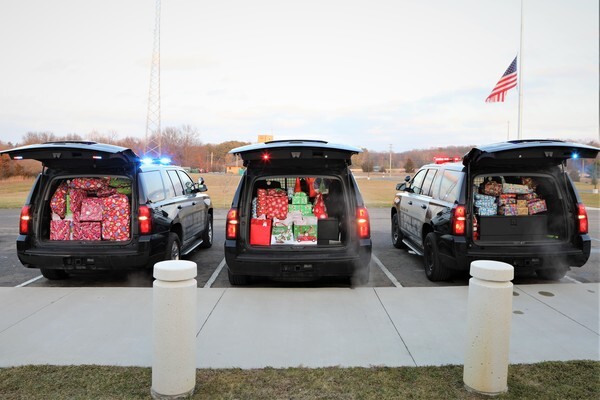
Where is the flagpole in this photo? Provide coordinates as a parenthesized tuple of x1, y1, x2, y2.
(517, 0, 524, 139)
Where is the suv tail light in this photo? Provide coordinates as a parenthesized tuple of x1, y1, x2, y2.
(226, 208, 239, 239)
(451, 205, 466, 236)
(577, 203, 588, 234)
(356, 206, 370, 239)
(138, 205, 152, 235)
(19, 205, 31, 235)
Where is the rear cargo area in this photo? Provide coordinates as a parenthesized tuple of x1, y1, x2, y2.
(247, 176, 348, 247)
(43, 176, 133, 242)
(472, 174, 568, 243)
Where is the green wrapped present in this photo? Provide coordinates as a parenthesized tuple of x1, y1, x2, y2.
(289, 204, 312, 216)
(292, 192, 308, 205)
(109, 177, 131, 188)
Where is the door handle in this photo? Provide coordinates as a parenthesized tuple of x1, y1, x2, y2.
(192, 202, 196, 206)
(408, 201, 413, 205)
(177, 205, 183, 210)
(421, 204, 427, 209)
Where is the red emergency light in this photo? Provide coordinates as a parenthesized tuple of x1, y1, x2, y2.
(433, 156, 461, 164)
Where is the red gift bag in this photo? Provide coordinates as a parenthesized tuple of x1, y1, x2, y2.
(250, 218, 272, 246)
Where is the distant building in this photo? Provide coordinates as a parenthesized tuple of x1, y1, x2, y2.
(226, 164, 245, 175)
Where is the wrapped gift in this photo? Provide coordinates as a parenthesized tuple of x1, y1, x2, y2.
(292, 192, 308, 205)
(477, 205, 497, 216)
(257, 188, 288, 219)
(499, 204, 518, 216)
(96, 187, 117, 197)
(250, 218, 271, 246)
(313, 193, 328, 219)
(71, 177, 108, 192)
(498, 194, 517, 206)
(518, 193, 538, 201)
(521, 177, 536, 190)
(108, 177, 130, 188)
(483, 181, 502, 196)
(502, 183, 533, 194)
(50, 182, 68, 219)
(102, 194, 130, 241)
(517, 207, 529, 216)
(528, 199, 547, 215)
(516, 199, 528, 208)
(293, 216, 318, 243)
(474, 194, 496, 207)
(68, 188, 87, 217)
(289, 204, 313, 216)
(80, 198, 103, 221)
(271, 219, 294, 244)
(72, 222, 102, 241)
(50, 220, 71, 240)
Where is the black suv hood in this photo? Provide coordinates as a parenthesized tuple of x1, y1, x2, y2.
(463, 140, 599, 168)
(230, 140, 361, 166)
(0, 141, 140, 170)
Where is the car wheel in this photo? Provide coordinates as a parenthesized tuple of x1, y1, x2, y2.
(165, 232, 181, 260)
(200, 213, 213, 249)
(536, 262, 569, 280)
(352, 262, 371, 286)
(423, 232, 452, 282)
(228, 269, 249, 285)
(40, 268, 69, 280)
(391, 213, 406, 249)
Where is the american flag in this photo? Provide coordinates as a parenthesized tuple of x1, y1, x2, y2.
(485, 56, 518, 103)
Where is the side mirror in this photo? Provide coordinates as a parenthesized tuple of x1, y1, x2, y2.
(404, 175, 411, 182)
(197, 177, 208, 192)
(396, 183, 406, 191)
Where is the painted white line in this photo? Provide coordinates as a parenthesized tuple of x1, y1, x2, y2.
(15, 275, 44, 287)
(563, 275, 583, 284)
(204, 258, 226, 288)
(372, 254, 403, 288)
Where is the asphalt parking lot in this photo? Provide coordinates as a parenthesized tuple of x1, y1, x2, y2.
(0, 207, 598, 288)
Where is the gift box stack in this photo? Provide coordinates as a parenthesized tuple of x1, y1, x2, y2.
(251, 179, 332, 246)
(49, 177, 131, 241)
(475, 178, 546, 217)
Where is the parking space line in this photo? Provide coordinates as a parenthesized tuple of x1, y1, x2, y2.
(372, 254, 402, 287)
(204, 258, 226, 288)
(15, 275, 44, 287)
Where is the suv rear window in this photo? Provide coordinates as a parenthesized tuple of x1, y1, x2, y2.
(140, 170, 166, 202)
(438, 170, 463, 203)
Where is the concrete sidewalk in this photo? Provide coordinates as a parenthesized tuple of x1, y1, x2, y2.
(0, 284, 598, 368)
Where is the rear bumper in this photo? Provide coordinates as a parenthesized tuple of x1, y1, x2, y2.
(438, 234, 591, 271)
(225, 240, 371, 278)
(16, 235, 158, 271)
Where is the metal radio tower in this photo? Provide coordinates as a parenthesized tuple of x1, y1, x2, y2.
(145, 0, 161, 157)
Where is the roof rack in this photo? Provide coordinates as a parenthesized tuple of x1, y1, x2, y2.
(264, 139, 328, 145)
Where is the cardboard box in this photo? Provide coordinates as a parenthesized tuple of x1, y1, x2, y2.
(250, 218, 271, 246)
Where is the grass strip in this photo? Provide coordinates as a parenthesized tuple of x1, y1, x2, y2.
(0, 361, 598, 399)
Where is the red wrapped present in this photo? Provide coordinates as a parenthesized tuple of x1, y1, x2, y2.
(102, 194, 130, 241)
(499, 204, 518, 216)
(313, 193, 328, 219)
(70, 177, 108, 192)
(72, 222, 101, 241)
(250, 218, 271, 245)
(50, 182, 68, 219)
(483, 181, 502, 196)
(528, 199, 547, 215)
(68, 188, 87, 216)
(498, 194, 517, 206)
(96, 187, 117, 197)
(50, 220, 71, 240)
(80, 198, 103, 221)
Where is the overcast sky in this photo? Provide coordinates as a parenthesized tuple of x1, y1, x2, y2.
(0, 0, 598, 153)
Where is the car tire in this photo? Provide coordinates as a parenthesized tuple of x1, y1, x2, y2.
(228, 268, 249, 285)
(165, 232, 181, 260)
(536, 263, 569, 280)
(391, 213, 407, 249)
(40, 268, 69, 280)
(352, 262, 370, 286)
(423, 232, 452, 282)
(199, 213, 213, 249)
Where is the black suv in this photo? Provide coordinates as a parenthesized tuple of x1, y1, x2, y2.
(1, 141, 213, 279)
(224, 140, 372, 285)
(391, 140, 598, 281)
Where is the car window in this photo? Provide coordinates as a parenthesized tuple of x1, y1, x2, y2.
(421, 169, 438, 197)
(177, 170, 195, 194)
(439, 170, 464, 203)
(167, 170, 184, 196)
(409, 169, 427, 195)
(140, 170, 166, 202)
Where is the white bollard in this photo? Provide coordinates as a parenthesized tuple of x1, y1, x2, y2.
(151, 260, 197, 399)
(463, 260, 514, 396)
